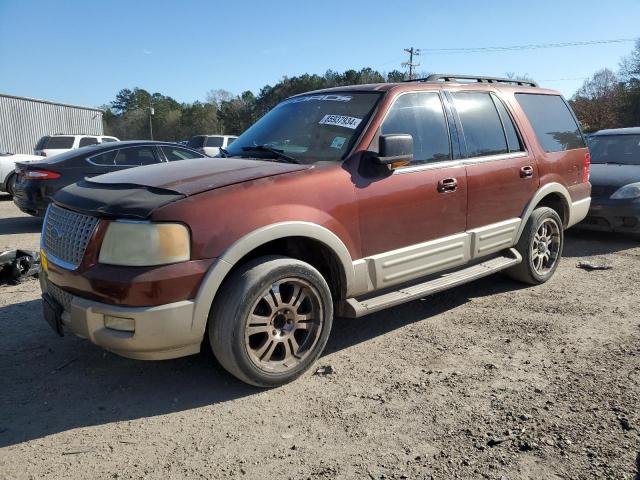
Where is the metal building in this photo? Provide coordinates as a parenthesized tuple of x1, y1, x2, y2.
(0, 93, 104, 154)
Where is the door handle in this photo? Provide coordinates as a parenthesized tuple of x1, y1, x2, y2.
(437, 177, 458, 193)
(520, 165, 534, 178)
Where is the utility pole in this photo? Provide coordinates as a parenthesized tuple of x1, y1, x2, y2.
(402, 47, 421, 80)
(149, 106, 154, 140)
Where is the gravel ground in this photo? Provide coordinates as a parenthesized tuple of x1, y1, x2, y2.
(0, 194, 639, 480)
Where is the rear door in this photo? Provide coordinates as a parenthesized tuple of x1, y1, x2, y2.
(448, 91, 539, 243)
(355, 90, 468, 289)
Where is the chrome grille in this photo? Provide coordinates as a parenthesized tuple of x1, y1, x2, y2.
(43, 204, 98, 269)
(47, 280, 73, 312)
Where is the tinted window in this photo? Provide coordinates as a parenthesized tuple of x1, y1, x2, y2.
(101, 137, 117, 143)
(452, 92, 508, 157)
(589, 134, 640, 165)
(79, 137, 99, 147)
(89, 150, 117, 166)
(35, 136, 50, 150)
(515, 94, 585, 152)
(187, 136, 205, 148)
(114, 147, 158, 166)
(205, 136, 224, 147)
(492, 95, 523, 153)
(162, 146, 203, 161)
(45, 136, 75, 149)
(381, 92, 450, 165)
(227, 137, 237, 145)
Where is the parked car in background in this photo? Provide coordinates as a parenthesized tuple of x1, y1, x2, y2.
(14, 141, 206, 216)
(0, 151, 42, 196)
(578, 127, 640, 238)
(187, 134, 238, 156)
(38, 74, 590, 387)
(34, 134, 120, 157)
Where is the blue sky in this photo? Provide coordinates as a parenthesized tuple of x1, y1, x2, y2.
(0, 0, 638, 108)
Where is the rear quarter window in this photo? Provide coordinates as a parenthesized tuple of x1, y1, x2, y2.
(515, 93, 585, 152)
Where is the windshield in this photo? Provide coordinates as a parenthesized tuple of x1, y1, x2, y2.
(590, 134, 640, 165)
(225, 92, 382, 164)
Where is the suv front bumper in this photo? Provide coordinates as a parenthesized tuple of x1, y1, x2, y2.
(40, 274, 201, 360)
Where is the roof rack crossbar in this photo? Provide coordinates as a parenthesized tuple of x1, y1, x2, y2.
(406, 74, 538, 88)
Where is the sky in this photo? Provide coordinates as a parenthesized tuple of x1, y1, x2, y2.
(0, 0, 638, 108)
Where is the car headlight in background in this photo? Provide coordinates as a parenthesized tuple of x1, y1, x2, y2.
(610, 182, 640, 200)
(99, 221, 190, 266)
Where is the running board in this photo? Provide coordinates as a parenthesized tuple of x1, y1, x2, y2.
(338, 248, 522, 318)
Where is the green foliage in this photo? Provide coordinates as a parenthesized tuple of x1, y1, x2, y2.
(103, 68, 406, 141)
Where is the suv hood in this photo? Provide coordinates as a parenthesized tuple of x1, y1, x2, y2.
(53, 158, 309, 219)
(590, 163, 640, 187)
(90, 157, 309, 195)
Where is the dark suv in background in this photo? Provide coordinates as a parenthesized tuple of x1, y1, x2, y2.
(13, 141, 206, 216)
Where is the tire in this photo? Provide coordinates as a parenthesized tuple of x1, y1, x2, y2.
(5, 173, 16, 197)
(506, 207, 564, 285)
(208, 255, 333, 387)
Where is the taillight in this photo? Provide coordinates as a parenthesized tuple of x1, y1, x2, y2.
(24, 169, 61, 180)
(582, 152, 590, 183)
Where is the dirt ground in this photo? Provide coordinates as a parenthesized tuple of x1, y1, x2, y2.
(0, 194, 638, 480)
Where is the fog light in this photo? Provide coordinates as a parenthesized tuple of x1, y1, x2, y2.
(104, 315, 135, 332)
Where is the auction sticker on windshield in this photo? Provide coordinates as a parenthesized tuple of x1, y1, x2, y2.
(319, 115, 362, 129)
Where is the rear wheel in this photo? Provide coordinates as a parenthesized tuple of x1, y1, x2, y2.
(5, 173, 16, 197)
(208, 256, 333, 387)
(506, 207, 563, 285)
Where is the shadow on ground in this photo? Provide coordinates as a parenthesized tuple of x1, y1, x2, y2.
(0, 215, 43, 235)
(565, 230, 638, 258)
(0, 272, 527, 448)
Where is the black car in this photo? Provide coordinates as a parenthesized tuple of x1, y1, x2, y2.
(13, 141, 207, 216)
(579, 127, 640, 238)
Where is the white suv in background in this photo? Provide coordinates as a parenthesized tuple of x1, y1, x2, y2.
(187, 135, 238, 157)
(34, 134, 119, 157)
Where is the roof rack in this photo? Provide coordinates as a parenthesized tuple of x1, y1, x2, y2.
(406, 74, 538, 88)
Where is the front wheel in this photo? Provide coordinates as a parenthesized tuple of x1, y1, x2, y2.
(506, 207, 564, 285)
(208, 255, 333, 387)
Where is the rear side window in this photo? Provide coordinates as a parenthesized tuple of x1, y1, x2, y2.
(515, 94, 585, 152)
(452, 92, 508, 157)
(162, 146, 203, 161)
(79, 137, 99, 147)
(45, 136, 75, 149)
(114, 147, 159, 166)
(89, 150, 117, 166)
(381, 92, 451, 165)
(206, 136, 224, 147)
(187, 136, 205, 148)
(492, 95, 523, 153)
(101, 137, 117, 143)
(227, 137, 237, 146)
(35, 136, 50, 150)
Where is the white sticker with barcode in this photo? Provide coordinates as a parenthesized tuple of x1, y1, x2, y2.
(319, 114, 362, 130)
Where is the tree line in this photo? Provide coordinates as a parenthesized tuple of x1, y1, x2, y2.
(102, 68, 407, 141)
(103, 40, 640, 140)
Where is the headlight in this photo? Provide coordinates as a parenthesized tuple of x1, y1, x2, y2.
(610, 182, 640, 200)
(99, 221, 190, 266)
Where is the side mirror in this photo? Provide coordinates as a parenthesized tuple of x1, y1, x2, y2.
(373, 134, 413, 169)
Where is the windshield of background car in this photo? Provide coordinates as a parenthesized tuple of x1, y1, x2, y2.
(589, 134, 640, 165)
(225, 92, 382, 164)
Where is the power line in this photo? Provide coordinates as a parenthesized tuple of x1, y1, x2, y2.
(402, 47, 421, 80)
(417, 38, 637, 55)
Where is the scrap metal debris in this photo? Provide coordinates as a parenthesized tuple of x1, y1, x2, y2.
(0, 250, 40, 285)
(577, 261, 613, 271)
(314, 365, 335, 376)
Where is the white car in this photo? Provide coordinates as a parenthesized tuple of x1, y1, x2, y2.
(0, 152, 42, 196)
(34, 134, 119, 158)
(187, 135, 238, 157)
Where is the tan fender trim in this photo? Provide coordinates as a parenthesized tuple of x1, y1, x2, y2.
(515, 183, 572, 241)
(191, 222, 356, 336)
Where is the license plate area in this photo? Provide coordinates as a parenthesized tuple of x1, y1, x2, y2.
(42, 293, 64, 336)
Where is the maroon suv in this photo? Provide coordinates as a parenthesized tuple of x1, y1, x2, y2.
(39, 74, 591, 387)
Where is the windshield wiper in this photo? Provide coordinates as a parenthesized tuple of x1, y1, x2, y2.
(241, 145, 300, 164)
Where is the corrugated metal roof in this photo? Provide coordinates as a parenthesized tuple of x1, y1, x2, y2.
(0, 93, 104, 112)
